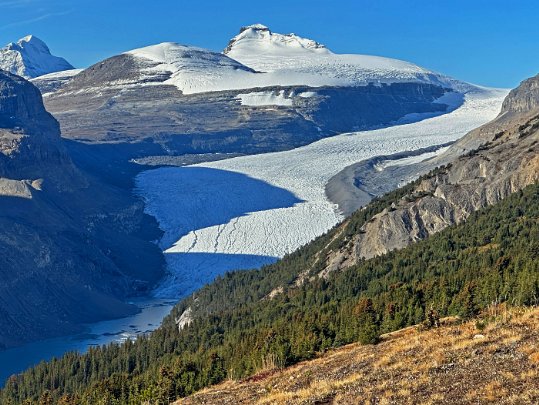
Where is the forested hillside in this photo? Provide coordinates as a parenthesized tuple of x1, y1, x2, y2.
(2, 177, 538, 404)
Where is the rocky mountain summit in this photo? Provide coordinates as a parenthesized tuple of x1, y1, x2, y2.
(0, 71, 163, 348)
(224, 23, 329, 55)
(0, 35, 74, 79)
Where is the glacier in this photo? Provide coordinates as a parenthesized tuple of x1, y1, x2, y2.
(135, 87, 508, 299)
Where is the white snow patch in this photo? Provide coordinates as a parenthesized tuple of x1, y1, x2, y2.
(30, 68, 84, 96)
(298, 91, 317, 98)
(136, 88, 508, 299)
(32, 68, 83, 80)
(236, 90, 293, 106)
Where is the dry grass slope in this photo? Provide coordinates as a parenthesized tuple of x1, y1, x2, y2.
(178, 307, 539, 404)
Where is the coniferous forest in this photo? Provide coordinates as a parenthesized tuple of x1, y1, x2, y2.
(2, 180, 539, 404)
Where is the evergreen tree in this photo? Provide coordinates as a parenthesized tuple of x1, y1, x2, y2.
(354, 297, 380, 344)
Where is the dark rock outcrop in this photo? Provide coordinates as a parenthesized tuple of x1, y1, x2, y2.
(0, 71, 164, 349)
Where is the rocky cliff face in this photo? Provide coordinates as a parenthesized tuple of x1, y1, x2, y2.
(501, 74, 539, 114)
(0, 71, 164, 348)
(0, 71, 79, 186)
(322, 74, 539, 271)
(0, 70, 58, 134)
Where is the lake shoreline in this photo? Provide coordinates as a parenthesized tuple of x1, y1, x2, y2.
(0, 297, 174, 386)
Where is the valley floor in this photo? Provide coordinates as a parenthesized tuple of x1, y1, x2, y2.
(136, 87, 507, 299)
(179, 307, 539, 404)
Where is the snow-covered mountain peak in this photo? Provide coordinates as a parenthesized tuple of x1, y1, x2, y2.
(225, 24, 330, 57)
(0, 35, 74, 79)
(222, 25, 474, 93)
(73, 28, 475, 96)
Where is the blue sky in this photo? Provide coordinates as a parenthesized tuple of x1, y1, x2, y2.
(0, 0, 538, 88)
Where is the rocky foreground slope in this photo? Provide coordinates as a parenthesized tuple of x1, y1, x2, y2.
(180, 308, 539, 405)
(0, 71, 163, 348)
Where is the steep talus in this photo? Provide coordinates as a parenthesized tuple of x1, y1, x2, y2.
(324, 75, 539, 268)
(0, 71, 164, 348)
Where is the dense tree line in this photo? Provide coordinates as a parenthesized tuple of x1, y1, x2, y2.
(1, 179, 538, 404)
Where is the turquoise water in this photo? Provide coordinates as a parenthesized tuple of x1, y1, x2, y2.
(0, 298, 174, 386)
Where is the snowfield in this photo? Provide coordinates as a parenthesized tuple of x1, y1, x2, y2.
(30, 68, 83, 96)
(236, 90, 294, 106)
(125, 25, 474, 95)
(136, 87, 508, 299)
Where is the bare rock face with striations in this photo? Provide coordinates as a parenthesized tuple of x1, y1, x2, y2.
(325, 74, 539, 269)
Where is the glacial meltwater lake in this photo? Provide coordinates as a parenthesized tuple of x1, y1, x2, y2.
(0, 298, 174, 385)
